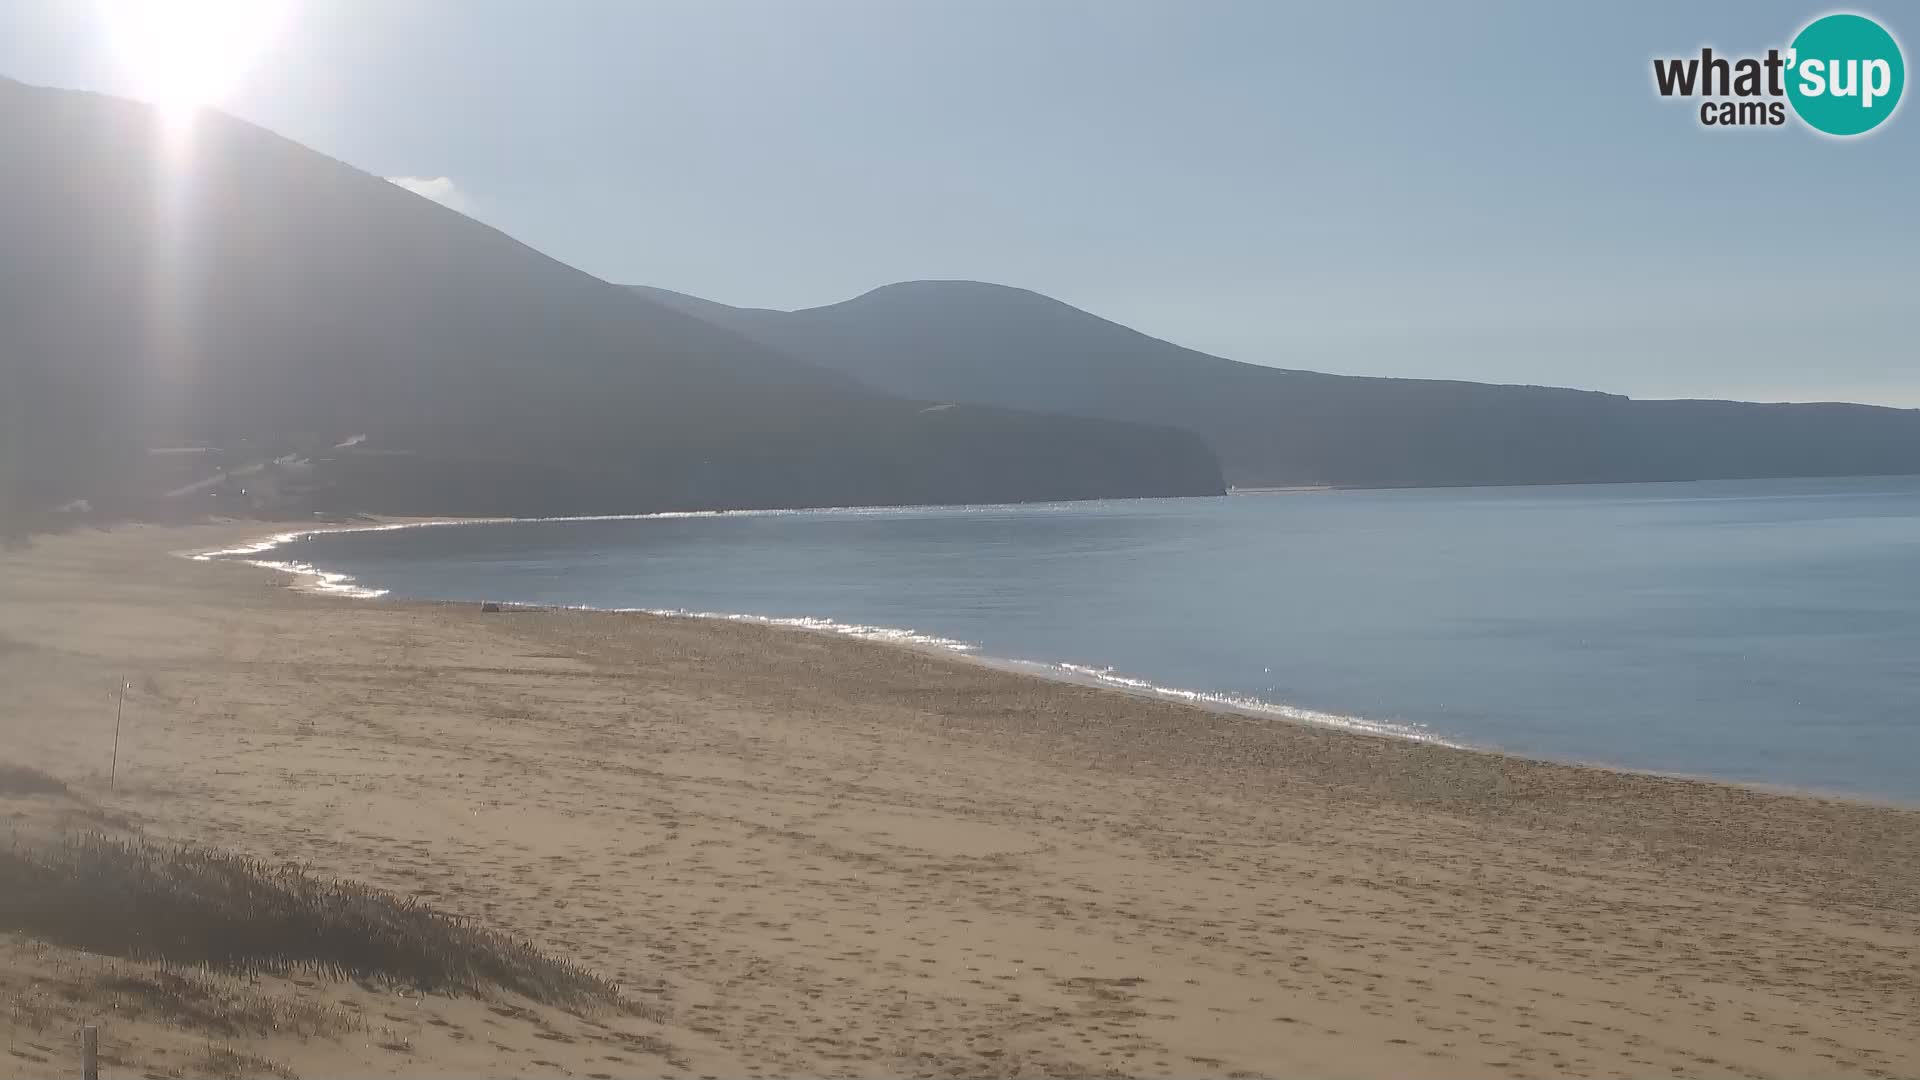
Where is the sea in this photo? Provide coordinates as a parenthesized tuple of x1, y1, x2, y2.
(244, 476, 1920, 803)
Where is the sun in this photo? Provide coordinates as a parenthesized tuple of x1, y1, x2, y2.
(100, 0, 288, 122)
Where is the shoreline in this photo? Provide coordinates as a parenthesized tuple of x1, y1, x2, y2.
(6, 519, 1918, 1078)
(195, 515, 1916, 812)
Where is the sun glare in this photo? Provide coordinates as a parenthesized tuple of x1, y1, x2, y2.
(100, 0, 288, 123)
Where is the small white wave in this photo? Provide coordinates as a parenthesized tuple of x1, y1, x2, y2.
(1035, 661, 1448, 744)
(188, 496, 1123, 564)
(190, 530, 309, 560)
(183, 501, 1105, 592)
(246, 559, 389, 599)
(613, 608, 978, 653)
(189, 521, 470, 561)
(190, 528, 401, 597)
(617, 611, 1443, 745)
(188, 525, 419, 596)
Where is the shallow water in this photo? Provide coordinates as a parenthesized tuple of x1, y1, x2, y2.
(273, 476, 1920, 801)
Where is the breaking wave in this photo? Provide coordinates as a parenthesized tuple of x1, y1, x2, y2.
(1026, 662, 1446, 743)
(610, 608, 977, 653)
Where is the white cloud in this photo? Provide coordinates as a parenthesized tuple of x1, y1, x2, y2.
(386, 175, 473, 214)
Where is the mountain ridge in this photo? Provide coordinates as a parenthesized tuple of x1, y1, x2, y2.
(631, 281, 1920, 489)
(0, 80, 1224, 529)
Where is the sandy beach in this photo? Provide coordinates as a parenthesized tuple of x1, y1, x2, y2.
(2, 521, 1917, 1079)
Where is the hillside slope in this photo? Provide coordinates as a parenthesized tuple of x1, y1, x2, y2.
(635, 280, 1920, 489)
(0, 81, 1221, 528)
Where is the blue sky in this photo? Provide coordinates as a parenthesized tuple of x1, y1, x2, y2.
(1, 1, 1913, 404)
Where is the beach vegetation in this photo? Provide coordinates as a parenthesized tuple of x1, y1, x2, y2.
(0, 832, 624, 1009)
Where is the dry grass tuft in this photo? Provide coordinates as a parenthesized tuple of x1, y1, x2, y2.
(1, 944, 359, 1043)
(0, 762, 66, 796)
(93, 968, 357, 1039)
(197, 1042, 300, 1079)
(0, 833, 623, 1009)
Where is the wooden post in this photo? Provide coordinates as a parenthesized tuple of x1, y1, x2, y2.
(110, 681, 124, 790)
(80, 1024, 97, 1080)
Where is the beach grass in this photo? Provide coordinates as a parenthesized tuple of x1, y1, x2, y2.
(0, 832, 624, 1010)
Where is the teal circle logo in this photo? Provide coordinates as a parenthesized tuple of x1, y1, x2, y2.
(1786, 13, 1905, 136)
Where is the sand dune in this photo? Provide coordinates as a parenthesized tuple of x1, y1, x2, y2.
(2, 522, 1916, 1078)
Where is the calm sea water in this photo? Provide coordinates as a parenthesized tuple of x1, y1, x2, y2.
(272, 477, 1920, 802)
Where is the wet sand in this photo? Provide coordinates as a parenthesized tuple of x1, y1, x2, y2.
(2, 521, 1917, 1078)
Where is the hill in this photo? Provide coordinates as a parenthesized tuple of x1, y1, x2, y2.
(0, 80, 1222, 531)
(634, 280, 1920, 489)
